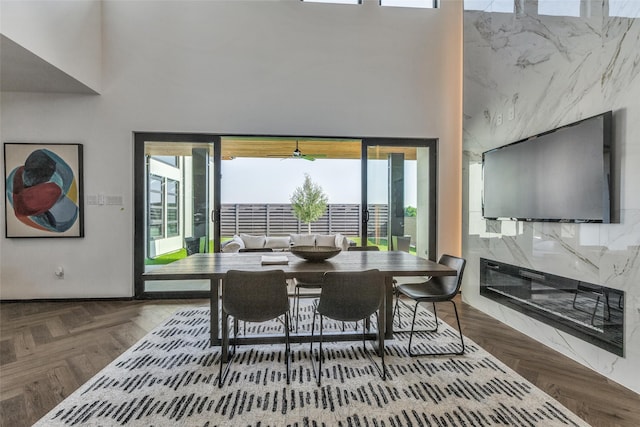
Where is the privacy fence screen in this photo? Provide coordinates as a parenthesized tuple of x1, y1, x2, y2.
(220, 204, 388, 237)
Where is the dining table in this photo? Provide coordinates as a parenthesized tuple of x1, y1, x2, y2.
(143, 250, 456, 360)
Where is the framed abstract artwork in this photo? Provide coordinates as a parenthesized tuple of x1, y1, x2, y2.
(4, 143, 84, 238)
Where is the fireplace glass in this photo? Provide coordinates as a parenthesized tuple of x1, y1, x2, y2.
(480, 258, 624, 356)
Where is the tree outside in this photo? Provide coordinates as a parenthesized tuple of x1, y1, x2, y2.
(290, 174, 328, 233)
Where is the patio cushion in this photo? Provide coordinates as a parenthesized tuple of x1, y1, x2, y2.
(335, 234, 351, 250)
(240, 233, 266, 249)
(290, 233, 316, 247)
(315, 234, 337, 247)
(220, 233, 353, 253)
(221, 241, 242, 253)
(265, 236, 291, 249)
(222, 235, 245, 253)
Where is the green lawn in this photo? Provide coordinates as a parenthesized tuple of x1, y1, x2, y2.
(145, 239, 217, 265)
(145, 249, 188, 265)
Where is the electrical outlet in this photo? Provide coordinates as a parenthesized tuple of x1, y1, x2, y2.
(508, 107, 515, 121)
(55, 266, 64, 279)
(496, 113, 503, 126)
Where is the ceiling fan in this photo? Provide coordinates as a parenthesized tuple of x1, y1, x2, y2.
(281, 140, 327, 161)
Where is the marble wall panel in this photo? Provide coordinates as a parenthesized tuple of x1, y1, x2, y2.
(462, 0, 640, 393)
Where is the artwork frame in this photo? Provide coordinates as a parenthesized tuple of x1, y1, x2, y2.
(4, 142, 84, 238)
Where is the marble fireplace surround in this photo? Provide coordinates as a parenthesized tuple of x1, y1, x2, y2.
(462, 0, 640, 393)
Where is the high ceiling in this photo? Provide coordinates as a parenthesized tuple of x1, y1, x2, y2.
(0, 35, 98, 94)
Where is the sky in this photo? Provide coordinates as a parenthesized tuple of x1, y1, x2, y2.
(220, 158, 418, 205)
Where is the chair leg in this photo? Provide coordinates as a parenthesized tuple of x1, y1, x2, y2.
(310, 309, 320, 386)
(309, 312, 324, 386)
(402, 300, 438, 335)
(431, 302, 439, 332)
(284, 312, 291, 384)
(318, 315, 324, 386)
(450, 301, 465, 355)
(360, 315, 386, 381)
(218, 313, 233, 387)
(407, 302, 419, 356)
(407, 301, 465, 357)
(233, 319, 240, 352)
(393, 292, 419, 330)
(373, 311, 384, 358)
(220, 313, 291, 388)
(311, 310, 386, 386)
(378, 313, 386, 380)
(393, 292, 401, 328)
(295, 287, 300, 333)
(392, 282, 403, 328)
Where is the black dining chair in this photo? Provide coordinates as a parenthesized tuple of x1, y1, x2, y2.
(347, 246, 381, 330)
(393, 254, 466, 356)
(296, 246, 378, 333)
(310, 269, 386, 386)
(218, 269, 291, 387)
(349, 245, 404, 327)
(237, 247, 276, 332)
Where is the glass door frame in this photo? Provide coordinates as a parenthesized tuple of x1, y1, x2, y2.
(134, 134, 438, 299)
(361, 138, 438, 261)
(134, 132, 221, 299)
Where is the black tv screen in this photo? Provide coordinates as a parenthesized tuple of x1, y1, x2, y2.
(482, 111, 612, 223)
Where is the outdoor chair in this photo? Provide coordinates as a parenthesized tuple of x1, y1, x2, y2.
(218, 269, 291, 387)
(393, 254, 466, 356)
(347, 245, 379, 252)
(310, 269, 386, 386)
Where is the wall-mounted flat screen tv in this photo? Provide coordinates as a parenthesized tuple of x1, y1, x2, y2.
(482, 111, 613, 223)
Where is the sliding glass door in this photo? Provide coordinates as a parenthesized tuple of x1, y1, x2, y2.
(134, 134, 437, 299)
(134, 133, 220, 298)
(362, 139, 437, 261)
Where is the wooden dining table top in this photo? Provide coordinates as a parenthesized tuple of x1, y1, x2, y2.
(143, 250, 456, 280)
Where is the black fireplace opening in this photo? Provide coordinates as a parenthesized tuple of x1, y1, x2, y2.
(480, 258, 624, 357)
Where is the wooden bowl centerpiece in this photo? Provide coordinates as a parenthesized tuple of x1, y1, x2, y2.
(290, 246, 341, 262)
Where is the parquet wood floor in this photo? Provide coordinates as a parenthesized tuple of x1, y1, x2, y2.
(1, 297, 638, 427)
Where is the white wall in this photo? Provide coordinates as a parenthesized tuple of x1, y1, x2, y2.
(0, 0, 462, 298)
(0, 0, 102, 92)
(462, 1, 640, 393)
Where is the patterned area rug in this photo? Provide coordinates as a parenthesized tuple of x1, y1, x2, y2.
(35, 304, 589, 426)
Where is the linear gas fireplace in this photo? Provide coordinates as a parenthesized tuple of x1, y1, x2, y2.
(480, 258, 624, 356)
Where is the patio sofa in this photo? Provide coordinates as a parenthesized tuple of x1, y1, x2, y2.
(221, 233, 354, 253)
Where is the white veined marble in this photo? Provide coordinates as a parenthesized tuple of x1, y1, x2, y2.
(462, 0, 640, 393)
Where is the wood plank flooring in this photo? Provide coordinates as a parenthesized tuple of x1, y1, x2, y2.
(1, 297, 638, 427)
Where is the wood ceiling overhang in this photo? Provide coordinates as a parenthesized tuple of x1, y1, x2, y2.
(145, 137, 418, 160)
